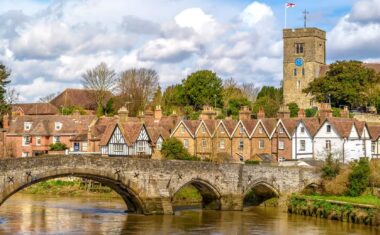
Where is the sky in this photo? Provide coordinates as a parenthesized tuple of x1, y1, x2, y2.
(0, 0, 380, 102)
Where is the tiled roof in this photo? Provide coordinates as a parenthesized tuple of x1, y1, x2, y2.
(203, 119, 218, 135)
(147, 126, 170, 145)
(301, 118, 321, 136)
(281, 118, 300, 136)
(183, 120, 201, 136)
(327, 118, 355, 138)
(12, 103, 59, 115)
(241, 120, 258, 135)
(222, 120, 238, 135)
(8, 115, 96, 136)
(368, 125, 380, 141)
(261, 118, 277, 135)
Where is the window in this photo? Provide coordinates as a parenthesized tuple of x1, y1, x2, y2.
(36, 136, 41, 146)
(278, 126, 284, 134)
(238, 139, 244, 150)
(156, 138, 162, 151)
(202, 139, 207, 149)
(113, 144, 123, 152)
(300, 140, 306, 151)
(302, 68, 305, 76)
(201, 125, 206, 133)
(278, 140, 285, 150)
(295, 43, 304, 54)
(294, 68, 297, 76)
(53, 136, 60, 143)
(22, 152, 29, 157)
(22, 136, 31, 146)
(73, 142, 80, 152)
(326, 125, 331, 133)
(325, 140, 331, 150)
(219, 140, 225, 149)
(55, 122, 62, 130)
(82, 142, 88, 151)
(183, 139, 189, 149)
(220, 126, 225, 133)
(297, 80, 301, 89)
(239, 125, 245, 134)
(137, 141, 145, 153)
(372, 143, 376, 154)
(180, 126, 185, 134)
(24, 122, 32, 131)
(300, 127, 305, 133)
(258, 126, 263, 134)
(259, 140, 265, 149)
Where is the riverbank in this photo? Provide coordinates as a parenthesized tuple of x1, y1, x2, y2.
(288, 194, 380, 226)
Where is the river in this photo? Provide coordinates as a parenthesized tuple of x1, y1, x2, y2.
(0, 194, 378, 235)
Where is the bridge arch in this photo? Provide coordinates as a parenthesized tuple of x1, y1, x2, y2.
(171, 178, 222, 210)
(0, 168, 147, 214)
(243, 179, 280, 207)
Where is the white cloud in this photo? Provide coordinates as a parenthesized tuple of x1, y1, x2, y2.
(350, 0, 380, 23)
(240, 2, 274, 27)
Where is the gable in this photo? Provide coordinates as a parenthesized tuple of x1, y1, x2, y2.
(195, 122, 211, 137)
(171, 122, 193, 138)
(232, 122, 249, 138)
(348, 125, 359, 139)
(138, 126, 150, 141)
(109, 126, 126, 145)
(271, 121, 291, 138)
(315, 121, 340, 138)
(251, 121, 269, 138)
(294, 122, 312, 138)
(214, 122, 230, 138)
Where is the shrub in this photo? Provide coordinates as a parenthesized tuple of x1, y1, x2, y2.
(213, 152, 233, 163)
(347, 158, 370, 197)
(49, 142, 68, 151)
(245, 160, 261, 165)
(287, 102, 299, 118)
(370, 159, 380, 187)
(305, 108, 318, 117)
(323, 166, 351, 195)
(321, 153, 340, 180)
(161, 137, 193, 160)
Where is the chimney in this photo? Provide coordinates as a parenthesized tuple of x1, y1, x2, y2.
(277, 105, 290, 119)
(239, 106, 251, 120)
(154, 105, 163, 120)
(2, 114, 9, 129)
(117, 106, 129, 123)
(257, 107, 265, 119)
(200, 105, 217, 120)
(144, 107, 154, 118)
(340, 106, 349, 118)
(298, 109, 306, 118)
(318, 103, 333, 121)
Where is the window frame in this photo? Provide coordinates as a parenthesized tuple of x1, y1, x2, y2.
(259, 139, 265, 149)
(295, 43, 304, 54)
(22, 136, 31, 146)
(278, 140, 285, 150)
(113, 144, 123, 152)
(219, 140, 225, 150)
(300, 140, 306, 151)
(137, 141, 145, 153)
(36, 136, 41, 146)
(326, 124, 331, 133)
(325, 140, 331, 150)
(53, 136, 60, 144)
(238, 139, 244, 150)
(183, 139, 189, 149)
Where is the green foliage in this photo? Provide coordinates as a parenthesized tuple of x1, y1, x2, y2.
(161, 137, 191, 160)
(0, 63, 11, 117)
(304, 61, 380, 109)
(347, 158, 370, 197)
(183, 70, 223, 110)
(287, 102, 299, 118)
(332, 107, 341, 117)
(162, 84, 186, 115)
(245, 160, 260, 165)
(252, 96, 280, 118)
(305, 108, 318, 117)
(49, 142, 68, 151)
(152, 85, 162, 107)
(59, 106, 86, 115)
(321, 153, 340, 180)
(188, 111, 201, 120)
(103, 98, 115, 116)
(257, 86, 283, 102)
(226, 98, 251, 118)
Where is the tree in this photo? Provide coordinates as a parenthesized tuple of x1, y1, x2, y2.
(82, 62, 116, 116)
(226, 98, 251, 119)
(183, 70, 223, 110)
(117, 68, 159, 116)
(304, 61, 380, 109)
(161, 138, 191, 160)
(39, 93, 57, 103)
(222, 78, 245, 108)
(305, 108, 318, 117)
(0, 63, 11, 116)
(241, 82, 260, 103)
(252, 96, 280, 118)
(5, 88, 19, 106)
(151, 86, 162, 107)
(347, 158, 370, 197)
(257, 86, 283, 103)
(287, 103, 299, 118)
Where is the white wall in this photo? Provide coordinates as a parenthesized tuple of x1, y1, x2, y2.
(292, 122, 313, 159)
(314, 121, 344, 161)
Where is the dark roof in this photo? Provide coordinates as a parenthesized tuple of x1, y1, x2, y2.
(12, 103, 59, 115)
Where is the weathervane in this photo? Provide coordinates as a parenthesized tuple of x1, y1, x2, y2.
(303, 9, 309, 28)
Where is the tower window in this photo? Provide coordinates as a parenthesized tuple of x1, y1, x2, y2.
(302, 68, 305, 76)
(294, 68, 297, 76)
(297, 80, 301, 89)
(295, 43, 304, 54)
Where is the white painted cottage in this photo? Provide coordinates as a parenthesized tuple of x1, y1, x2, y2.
(290, 119, 320, 160)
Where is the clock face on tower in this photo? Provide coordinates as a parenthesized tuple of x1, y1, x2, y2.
(295, 58, 304, 67)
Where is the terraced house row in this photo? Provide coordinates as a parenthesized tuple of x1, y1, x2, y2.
(0, 103, 379, 163)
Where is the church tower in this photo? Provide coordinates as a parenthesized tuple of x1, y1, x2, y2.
(283, 28, 326, 109)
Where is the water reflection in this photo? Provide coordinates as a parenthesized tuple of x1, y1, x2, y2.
(0, 194, 378, 235)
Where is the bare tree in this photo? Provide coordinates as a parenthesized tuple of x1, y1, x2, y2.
(5, 88, 19, 106)
(39, 92, 57, 103)
(82, 62, 116, 115)
(241, 82, 260, 103)
(117, 68, 159, 116)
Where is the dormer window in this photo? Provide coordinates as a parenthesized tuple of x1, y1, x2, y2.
(278, 126, 284, 134)
(258, 126, 263, 134)
(239, 126, 245, 134)
(24, 122, 32, 131)
(201, 125, 206, 133)
(55, 122, 62, 131)
(326, 124, 331, 133)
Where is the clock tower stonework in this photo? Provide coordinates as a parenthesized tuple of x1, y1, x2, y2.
(283, 28, 326, 109)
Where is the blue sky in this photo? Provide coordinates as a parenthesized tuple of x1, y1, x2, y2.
(0, 0, 379, 102)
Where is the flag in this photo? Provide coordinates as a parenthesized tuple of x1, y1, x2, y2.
(286, 3, 296, 8)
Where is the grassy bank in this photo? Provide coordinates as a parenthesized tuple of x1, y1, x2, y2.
(21, 179, 120, 198)
(301, 194, 380, 207)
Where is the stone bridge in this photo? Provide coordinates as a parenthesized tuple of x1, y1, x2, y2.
(0, 155, 320, 215)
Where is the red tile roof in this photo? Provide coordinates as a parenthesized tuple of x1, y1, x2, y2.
(242, 119, 258, 135)
(301, 118, 321, 136)
(12, 103, 59, 115)
(368, 125, 380, 141)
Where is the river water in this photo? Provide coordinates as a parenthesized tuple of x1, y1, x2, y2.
(0, 194, 378, 235)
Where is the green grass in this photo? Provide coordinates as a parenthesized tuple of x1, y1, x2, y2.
(172, 185, 202, 203)
(301, 194, 380, 207)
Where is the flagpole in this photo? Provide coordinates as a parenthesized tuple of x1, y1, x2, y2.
(284, 4, 287, 28)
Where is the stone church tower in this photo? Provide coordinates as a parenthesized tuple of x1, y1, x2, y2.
(283, 28, 326, 109)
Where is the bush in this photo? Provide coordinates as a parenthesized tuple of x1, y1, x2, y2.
(161, 137, 193, 160)
(305, 108, 318, 117)
(347, 158, 370, 197)
(321, 153, 340, 180)
(323, 166, 351, 195)
(287, 102, 299, 118)
(370, 159, 380, 187)
(245, 160, 260, 165)
(49, 142, 68, 151)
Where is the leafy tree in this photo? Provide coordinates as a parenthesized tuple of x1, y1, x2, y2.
(161, 138, 191, 160)
(49, 143, 68, 151)
(304, 61, 380, 109)
(305, 108, 318, 117)
(183, 70, 223, 110)
(321, 153, 340, 180)
(162, 84, 186, 115)
(82, 62, 116, 116)
(257, 86, 283, 103)
(252, 96, 280, 118)
(332, 107, 341, 117)
(287, 102, 299, 118)
(0, 63, 11, 117)
(103, 98, 115, 116)
(347, 158, 370, 197)
(226, 98, 251, 118)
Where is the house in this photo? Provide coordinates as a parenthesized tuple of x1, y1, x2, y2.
(194, 120, 217, 159)
(368, 125, 380, 158)
(170, 120, 199, 156)
(11, 103, 59, 116)
(246, 119, 272, 160)
(4, 114, 96, 157)
(291, 118, 320, 160)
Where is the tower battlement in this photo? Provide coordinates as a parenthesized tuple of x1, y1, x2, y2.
(283, 28, 326, 39)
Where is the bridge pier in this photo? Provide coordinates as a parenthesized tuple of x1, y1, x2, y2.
(220, 194, 244, 211)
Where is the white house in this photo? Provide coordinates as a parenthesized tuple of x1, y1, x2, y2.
(291, 119, 319, 159)
(313, 118, 371, 162)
